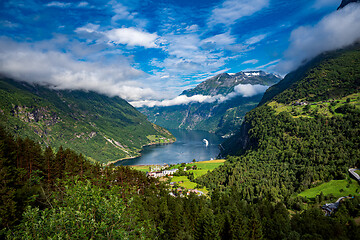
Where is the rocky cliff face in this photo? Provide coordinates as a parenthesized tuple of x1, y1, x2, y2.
(140, 71, 281, 136)
(182, 71, 280, 97)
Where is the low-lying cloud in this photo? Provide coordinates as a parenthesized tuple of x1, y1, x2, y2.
(276, 3, 360, 73)
(0, 38, 157, 101)
(130, 84, 269, 108)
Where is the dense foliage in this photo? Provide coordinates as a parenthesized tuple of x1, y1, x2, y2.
(199, 102, 360, 202)
(211, 46, 360, 197)
(1, 127, 360, 239)
(0, 77, 175, 164)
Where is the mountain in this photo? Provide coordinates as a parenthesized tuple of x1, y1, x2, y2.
(139, 70, 281, 137)
(0, 77, 175, 164)
(196, 44, 360, 200)
(182, 70, 281, 97)
(338, 0, 360, 9)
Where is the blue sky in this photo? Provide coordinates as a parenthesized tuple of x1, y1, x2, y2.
(1, 0, 360, 106)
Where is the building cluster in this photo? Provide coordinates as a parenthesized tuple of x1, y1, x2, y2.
(293, 101, 308, 106)
(146, 168, 178, 178)
(168, 188, 204, 197)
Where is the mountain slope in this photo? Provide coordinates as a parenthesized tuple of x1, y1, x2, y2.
(338, 0, 360, 9)
(140, 71, 281, 136)
(182, 71, 280, 97)
(196, 45, 360, 201)
(259, 44, 360, 106)
(0, 77, 175, 164)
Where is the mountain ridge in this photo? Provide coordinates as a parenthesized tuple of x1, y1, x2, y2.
(0, 77, 175, 164)
(181, 70, 280, 97)
(140, 70, 281, 136)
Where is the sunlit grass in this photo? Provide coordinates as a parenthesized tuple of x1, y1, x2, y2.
(298, 179, 360, 199)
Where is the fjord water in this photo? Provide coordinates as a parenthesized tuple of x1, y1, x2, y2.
(116, 129, 222, 166)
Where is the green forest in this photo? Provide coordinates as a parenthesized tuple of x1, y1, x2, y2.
(1, 127, 360, 239)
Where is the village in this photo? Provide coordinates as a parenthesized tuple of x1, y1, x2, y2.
(142, 160, 226, 197)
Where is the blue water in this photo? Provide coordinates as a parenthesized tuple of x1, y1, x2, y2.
(116, 129, 222, 166)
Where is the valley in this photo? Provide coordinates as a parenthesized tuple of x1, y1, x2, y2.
(1, 0, 360, 239)
(139, 71, 281, 136)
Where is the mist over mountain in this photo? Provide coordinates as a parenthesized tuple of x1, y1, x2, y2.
(139, 70, 281, 136)
(0, 76, 175, 164)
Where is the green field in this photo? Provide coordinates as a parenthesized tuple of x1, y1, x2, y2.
(171, 176, 198, 189)
(129, 160, 226, 194)
(168, 160, 226, 194)
(130, 165, 157, 172)
(268, 92, 360, 118)
(171, 159, 226, 179)
(298, 179, 360, 199)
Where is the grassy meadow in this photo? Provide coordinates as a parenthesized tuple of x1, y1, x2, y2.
(298, 178, 360, 199)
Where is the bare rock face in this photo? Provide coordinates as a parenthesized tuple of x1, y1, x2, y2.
(337, 0, 360, 9)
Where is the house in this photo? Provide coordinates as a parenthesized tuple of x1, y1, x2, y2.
(163, 169, 178, 176)
(147, 168, 179, 178)
(321, 202, 339, 216)
(293, 101, 308, 106)
(348, 168, 360, 183)
(147, 171, 164, 178)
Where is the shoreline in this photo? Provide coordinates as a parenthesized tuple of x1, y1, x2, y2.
(105, 138, 176, 166)
(127, 159, 226, 167)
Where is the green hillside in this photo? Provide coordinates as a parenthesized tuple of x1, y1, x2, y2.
(260, 44, 360, 105)
(197, 45, 360, 202)
(0, 77, 175, 164)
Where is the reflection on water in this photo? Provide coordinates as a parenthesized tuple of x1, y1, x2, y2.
(116, 129, 222, 166)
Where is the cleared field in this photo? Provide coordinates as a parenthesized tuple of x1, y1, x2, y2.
(171, 176, 197, 189)
(268, 92, 360, 118)
(168, 159, 226, 194)
(130, 165, 159, 172)
(171, 159, 226, 179)
(298, 179, 360, 199)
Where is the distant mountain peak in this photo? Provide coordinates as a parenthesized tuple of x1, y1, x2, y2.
(181, 70, 281, 97)
(338, 0, 360, 9)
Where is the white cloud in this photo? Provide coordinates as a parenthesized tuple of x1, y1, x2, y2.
(242, 59, 259, 64)
(202, 32, 236, 46)
(0, 38, 157, 101)
(110, 2, 136, 22)
(45, 1, 71, 8)
(209, 0, 269, 26)
(104, 28, 159, 48)
(256, 59, 281, 69)
(45, 1, 91, 8)
(75, 25, 160, 48)
(276, 3, 360, 73)
(245, 34, 267, 45)
(232, 84, 269, 97)
(78, 2, 89, 7)
(131, 84, 269, 107)
(130, 95, 216, 108)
